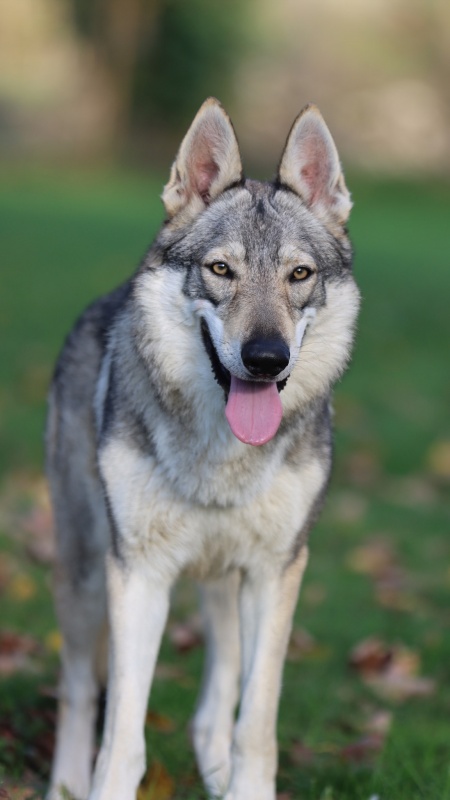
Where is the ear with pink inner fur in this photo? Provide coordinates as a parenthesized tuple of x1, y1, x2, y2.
(162, 98, 243, 219)
(278, 104, 352, 225)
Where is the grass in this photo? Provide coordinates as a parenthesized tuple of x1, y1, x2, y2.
(0, 164, 450, 799)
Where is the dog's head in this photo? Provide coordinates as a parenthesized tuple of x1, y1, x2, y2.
(139, 99, 360, 446)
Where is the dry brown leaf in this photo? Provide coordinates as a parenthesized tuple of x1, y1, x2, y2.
(0, 786, 39, 800)
(0, 630, 40, 676)
(346, 538, 418, 613)
(146, 710, 176, 733)
(287, 627, 331, 662)
(362, 709, 393, 736)
(289, 740, 316, 766)
(349, 638, 435, 703)
(427, 440, 450, 481)
(302, 582, 327, 606)
(366, 673, 435, 702)
(168, 615, 203, 653)
(0, 472, 54, 565)
(8, 574, 37, 602)
(154, 662, 188, 681)
(384, 476, 438, 508)
(0, 554, 15, 593)
(45, 630, 62, 654)
(138, 761, 175, 800)
(346, 539, 395, 577)
(329, 490, 368, 524)
(345, 449, 381, 488)
(277, 793, 293, 800)
(339, 733, 384, 764)
(349, 637, 392, 676)
(374, 585, 417, 612)
(23, 506, 55, 565)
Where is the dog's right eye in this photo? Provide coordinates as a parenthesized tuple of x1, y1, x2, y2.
(210, 262, 230, 277)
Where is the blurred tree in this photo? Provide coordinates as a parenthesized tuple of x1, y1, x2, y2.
(68, 0, 244, 144)
(134, 0, 244, 130)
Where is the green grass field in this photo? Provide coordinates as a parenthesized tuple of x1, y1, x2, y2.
(0, 167, 449, 799)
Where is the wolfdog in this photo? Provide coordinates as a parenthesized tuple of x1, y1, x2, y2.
(46, 98, 360, 800)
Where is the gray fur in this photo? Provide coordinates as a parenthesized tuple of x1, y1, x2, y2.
(46, 99, 360, 800)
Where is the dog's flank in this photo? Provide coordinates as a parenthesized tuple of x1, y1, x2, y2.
(47, 98, 360, 800)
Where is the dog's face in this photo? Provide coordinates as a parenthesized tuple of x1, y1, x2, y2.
(139, 99, 359, 445)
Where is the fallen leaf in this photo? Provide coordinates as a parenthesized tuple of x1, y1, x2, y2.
(146, 710, 176, 733)
(339, 733, 384, 764)
(362, 709, 393, 736)
(349, 637, 435, 702)
(277, 794, 292, 800)
(346, 538, 418, 613)
(349, 637, 392, 676)
(0, 472, 54, 565)
(302, 582, 327, 606)
(427, 439, 450, 482)
(45, 630, 62, 654)
(346, 539, 395, 577)
(0, 554, 15, 593)
(168, 615, 203, 653)
(0, 782, 42, 800)
(8, 574, 37, 602)
(289, 740, 316, 766)
(0, 630, 40, 675)
(23, 505, 55, 565)
(154, 663, 189, 682)
(287, 627, 331, 662)
(383, 476, 438, 508)
(138, 761, 174, 800)
(329, 490, 368, 524)
(345, 449, 381, 488)
(366, 673, 435, 703)
(374, 584, 417, 613)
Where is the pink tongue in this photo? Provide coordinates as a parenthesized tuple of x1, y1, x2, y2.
(225, 376, 283, 446)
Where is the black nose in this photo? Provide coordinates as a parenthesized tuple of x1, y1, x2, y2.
(241, 337, 290, 378)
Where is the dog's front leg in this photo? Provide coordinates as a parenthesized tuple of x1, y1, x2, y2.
(225, 547, 309, 800)
(193, 571, 241, 796)
(89, 552, 170, 800)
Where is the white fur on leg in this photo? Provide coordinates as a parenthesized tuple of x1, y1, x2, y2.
(193, 571, 241, 796)
(224, 548, 309, 800)
(47, 649, 97, 800)
(89, 555, 170, 800)
(48, 572, 106, 800)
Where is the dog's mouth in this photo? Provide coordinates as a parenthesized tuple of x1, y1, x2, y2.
(200, 320, 289, 446)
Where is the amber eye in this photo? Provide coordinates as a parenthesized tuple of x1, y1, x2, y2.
(210, 262, 230, 277)
(291, 266, 312, 281)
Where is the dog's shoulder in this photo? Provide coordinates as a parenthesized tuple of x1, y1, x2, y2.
(51, 281, 132, 407)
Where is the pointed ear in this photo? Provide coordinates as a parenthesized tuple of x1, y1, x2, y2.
(278, 104, 352, 225)
(162, 98, 243, 219)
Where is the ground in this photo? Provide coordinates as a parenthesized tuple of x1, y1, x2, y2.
(0, 167, 449, 799)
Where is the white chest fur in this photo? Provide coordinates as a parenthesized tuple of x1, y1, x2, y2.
(99, 432, 326, 580)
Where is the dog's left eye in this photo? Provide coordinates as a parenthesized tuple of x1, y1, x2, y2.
(291, 266, 313, 282)
(210, 262, 230, 277)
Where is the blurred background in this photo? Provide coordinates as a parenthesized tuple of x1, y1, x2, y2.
(1, 1, 450, 798)
(1, 0, 450, 170)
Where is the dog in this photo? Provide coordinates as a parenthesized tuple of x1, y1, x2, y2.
(46, 98, 360, 800)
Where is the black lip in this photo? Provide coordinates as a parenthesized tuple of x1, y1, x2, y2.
(200, 320, 289, 400)
(200, 319, 231, 397)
